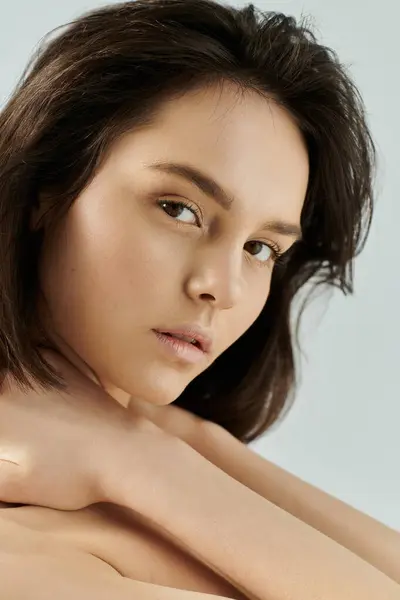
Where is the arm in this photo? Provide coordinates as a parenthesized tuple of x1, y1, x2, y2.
(0, 515, 234, 600)
(1, 361, 398, 600)
(102, 432, 400, 600)
(192, 422, 400, 585)
(129, 398, 400, 584)
(1, 554, 233, 600)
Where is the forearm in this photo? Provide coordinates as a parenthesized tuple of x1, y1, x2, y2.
(1, 552, 229, 600)
(194, 423, 400, 585)
(106, 435, 400, 600)
(0, 512, 230, 600)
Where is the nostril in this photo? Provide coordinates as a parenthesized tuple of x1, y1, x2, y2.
(199, 293, 215, 302)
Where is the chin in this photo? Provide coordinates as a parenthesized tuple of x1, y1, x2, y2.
(118, 372, 190, 407)
(139, 381, 185, 406)
(100, 356, 199, 408)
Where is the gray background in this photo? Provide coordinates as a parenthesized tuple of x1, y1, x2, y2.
(1, 0, 398, 528)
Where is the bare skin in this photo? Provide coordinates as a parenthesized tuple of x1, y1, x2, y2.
(0, 356, 399, 600)
(0, 351, 248, 599)
(0, 503, 246, 599)
(2, 84, 398, 598)
(33, 82, 307, 408)
(0, 508, 236, 600)
(3, 83, 306, 596)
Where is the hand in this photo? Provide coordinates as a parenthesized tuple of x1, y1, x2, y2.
(0, 350, 166, 511)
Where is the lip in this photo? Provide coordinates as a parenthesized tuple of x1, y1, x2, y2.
(153, 325, 213, 354)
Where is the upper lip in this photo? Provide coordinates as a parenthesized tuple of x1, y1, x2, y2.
(154, 325, 213, 354)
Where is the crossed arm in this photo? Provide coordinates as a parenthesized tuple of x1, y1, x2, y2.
(129, 396, 400, 587)
(2, 451, 399, 600)
(194, 421, 400, 585)
(1, 380, 399, 600)
(0, 515, 231, 600)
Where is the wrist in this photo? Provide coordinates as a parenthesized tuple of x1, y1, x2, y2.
(95, 415, 187, 510)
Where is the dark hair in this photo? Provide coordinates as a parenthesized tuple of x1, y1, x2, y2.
(0, 0, 375, 443)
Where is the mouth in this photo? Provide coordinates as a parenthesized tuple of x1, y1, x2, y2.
(154, 327, 212, 354)
(158, 331, 203, 350)
(152, 326, 212, 364)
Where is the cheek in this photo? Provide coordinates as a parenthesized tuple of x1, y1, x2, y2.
(97, 223, 188, 308)
(39, 204, 187, 329)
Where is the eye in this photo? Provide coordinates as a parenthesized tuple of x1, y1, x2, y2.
(158, 199, 201, 226)
(244, 240, 282, 264)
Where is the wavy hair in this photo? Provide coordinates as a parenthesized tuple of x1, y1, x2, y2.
(0, 0, 375, 442)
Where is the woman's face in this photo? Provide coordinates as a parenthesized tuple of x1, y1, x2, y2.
(36, 83, 309, 407)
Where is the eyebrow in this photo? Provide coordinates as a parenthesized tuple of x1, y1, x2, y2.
(146, 160, 302, 240)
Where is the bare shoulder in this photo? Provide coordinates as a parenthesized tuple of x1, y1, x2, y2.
(0, 510, 235, 600)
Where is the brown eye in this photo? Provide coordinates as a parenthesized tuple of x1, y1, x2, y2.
(244, 240, 282, 263)
(158, 200, 201, 226)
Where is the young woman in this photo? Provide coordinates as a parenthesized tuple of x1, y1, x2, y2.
(0, 1, 399, 599)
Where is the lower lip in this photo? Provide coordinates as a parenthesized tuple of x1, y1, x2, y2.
(153, 330, 206, 365)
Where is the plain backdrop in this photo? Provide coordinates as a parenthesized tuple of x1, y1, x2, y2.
(1, 0, 398, 529)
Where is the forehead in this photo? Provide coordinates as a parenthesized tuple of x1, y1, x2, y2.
(110, 83, 309, 223)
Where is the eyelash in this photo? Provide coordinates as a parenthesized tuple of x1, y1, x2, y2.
(158, 198, 203, 226)
(156, 198, 285, 265)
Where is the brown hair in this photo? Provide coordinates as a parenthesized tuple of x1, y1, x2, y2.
(0, 0, 375, 443)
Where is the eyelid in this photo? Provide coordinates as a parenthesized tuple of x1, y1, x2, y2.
(265, 240, 284, 260)
(153, 191, 287, 261)
(250, 238, 284, 262)
(157, 196, 204, 227)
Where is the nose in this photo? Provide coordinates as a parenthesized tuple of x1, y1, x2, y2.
(184, 244, 243, 310)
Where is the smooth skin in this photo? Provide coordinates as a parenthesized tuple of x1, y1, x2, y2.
(33, 81, 306, 408)
(0, 515, 234, 600)
(1, 83, 399, 599)
(0, 354, 399, 600)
